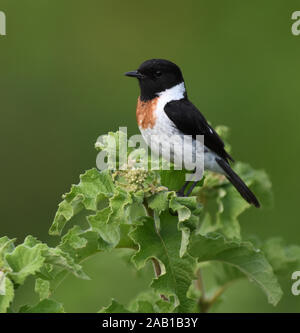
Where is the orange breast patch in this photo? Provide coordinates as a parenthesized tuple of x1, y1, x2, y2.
(136, 97, 158, 129)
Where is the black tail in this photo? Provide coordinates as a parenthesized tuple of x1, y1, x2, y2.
(216, 158, 260, 208)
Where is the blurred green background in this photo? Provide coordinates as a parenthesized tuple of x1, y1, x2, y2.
(1, 0, 300, 312)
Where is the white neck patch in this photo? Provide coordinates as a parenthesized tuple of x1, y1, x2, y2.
(157, 82, 186, 105)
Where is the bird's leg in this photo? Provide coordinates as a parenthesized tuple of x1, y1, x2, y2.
(170, 181, 190, 216)
(185, 180, 199, 197)
(176, 181, 190, 197)
(171, 180, 199, 215)
(177, 167, 198, 197)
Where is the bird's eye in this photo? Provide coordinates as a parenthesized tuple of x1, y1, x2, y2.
(155, 70, 162, 77)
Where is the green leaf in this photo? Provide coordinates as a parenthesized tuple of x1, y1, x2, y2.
(49, 169, 114, 236)
(125, 201, 147, 224)
(130, 212, 197, 312)
(108, 187, 132, 223)
(197, 162, 272, 239)
(117, 224, 138, 250)
(99, 299, 131, 313)
(59, 227, 101, 262)
(0, 236, 15, 256)
(169, 195, 201, 223)
(209, 261, 244, 287)
(0, 275, 14, 313)
(188, 232, 283, 306)
(35, 278, 50, 300)
(0, 271, 5, 295)
(88, 207, 121, 250)
(168, 195, 202, 257)
(128, 291, 157, 313)
(261, 238, 300, 276)
(20, 299, 65, 313)
(5, 238, 46, 285)
(148, 191, 169, 213)
(44, 247, 88, 280)
(15, 235, 89, 282)
(0, 236, 16, 270)
(128, 290, 174, 313)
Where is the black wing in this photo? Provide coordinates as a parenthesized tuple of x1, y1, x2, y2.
(164, 99, 234, 162)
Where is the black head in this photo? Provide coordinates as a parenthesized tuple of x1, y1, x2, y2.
(125, 59, 184, 101)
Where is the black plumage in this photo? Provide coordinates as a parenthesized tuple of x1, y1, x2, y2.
(164, 98, 260, 208)
(164, 98, 234, 163)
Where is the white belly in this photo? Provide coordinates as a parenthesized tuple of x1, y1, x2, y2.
(139, 105, 224, 175)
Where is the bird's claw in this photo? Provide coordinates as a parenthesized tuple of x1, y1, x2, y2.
(176, 190, 186, 197)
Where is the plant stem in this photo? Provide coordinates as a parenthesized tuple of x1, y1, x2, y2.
(196, 268, 206, 300)
(196, 270, 232, 313)
(196, 268, 210, 313)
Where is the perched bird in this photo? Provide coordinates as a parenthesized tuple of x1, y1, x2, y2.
(125, 59, 260, 207)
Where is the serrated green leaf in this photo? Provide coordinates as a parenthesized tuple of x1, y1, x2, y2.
(43, 246, 89, 280)
(23, 235, 41, 247)
(148, 191, 169, 213)
(59, 227, 101, 262)
(88, 207, 121, 250)
(189, 232, 283, 306)
(168, 195, 201, 257)
(5, 239, 46, 285)
(49, 169, 114, 236)
(108, 187, 132, 223)
(130, 212, 197, 312)
(169, 195, 201, 223)
(17, 235, 89, 281)
(197, 175, 242, 239)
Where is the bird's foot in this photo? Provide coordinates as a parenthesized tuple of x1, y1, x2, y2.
(176, 190, 186, 197)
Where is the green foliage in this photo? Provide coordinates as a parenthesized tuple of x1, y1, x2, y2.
(0, 128, 299, 313)
(130, 213, 197, 312)
(188, 233, 282, 306)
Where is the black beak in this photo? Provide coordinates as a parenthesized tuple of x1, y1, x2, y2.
(125, 70, 144, 79)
